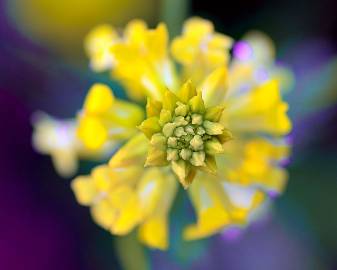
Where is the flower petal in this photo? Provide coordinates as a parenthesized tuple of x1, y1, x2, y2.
(109, 133, 148, 168)
(138, 117, 161, 139)
(184, 175, 231, 240)
(71, 176, 97, 205)
(84, 84, 115, 114)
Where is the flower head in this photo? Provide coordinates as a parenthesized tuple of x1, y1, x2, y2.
(35, 17, 294, 249)
(138, 80, 232, 188)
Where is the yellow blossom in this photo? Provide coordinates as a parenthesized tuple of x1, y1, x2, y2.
(67, 17, 294, 249)
(85, 24, 118, 72)
(72, 156, 177, 250)
(77, 83, 144, 151)
(171, 17, 233, 84)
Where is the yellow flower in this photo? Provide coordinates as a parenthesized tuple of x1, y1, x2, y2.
(85, 24, 118, 72)
(85, 20, 179, 101)
(171, 17, 233, 84)
(32, 112, 113, 177)
(77, 83, 144, 151)
(70, 17, 293, 249)
(72, 135, 177, 250)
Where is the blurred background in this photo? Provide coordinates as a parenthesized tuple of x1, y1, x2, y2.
(1, 0, 337, 269)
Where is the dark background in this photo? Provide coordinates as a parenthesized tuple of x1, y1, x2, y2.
(1, 0, 337, 269)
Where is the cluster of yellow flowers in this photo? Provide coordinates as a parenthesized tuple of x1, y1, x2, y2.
(33, 18, 292, 250)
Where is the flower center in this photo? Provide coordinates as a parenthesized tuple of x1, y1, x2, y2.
(162, 101, 225, 167)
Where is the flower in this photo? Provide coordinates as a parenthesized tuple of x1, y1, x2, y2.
(77, 83, 144, 151)
(72, 136, 177, 249)
(32, 112, 113, 177)
(171, 17, 233, 84)
(85, 24, 118, 72)
(69, 17, 292, 249)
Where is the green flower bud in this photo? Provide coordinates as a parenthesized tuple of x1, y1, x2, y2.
(190, 151, 206, 166)
(190, 135, 204, 151)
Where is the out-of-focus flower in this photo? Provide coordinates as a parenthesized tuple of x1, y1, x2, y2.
(85, 25, 118, 72)
(32, 112, 113, 177)
(72, 141, 177, 250)
(231, 31, 295, 93)
(171, 17, 233, 84)
(43, 17, 293, 249)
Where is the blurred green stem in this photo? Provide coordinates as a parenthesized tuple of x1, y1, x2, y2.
(115, 231, 149, 270)
(160, 0, 190, 36)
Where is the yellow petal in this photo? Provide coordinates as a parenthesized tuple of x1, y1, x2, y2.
(171, 160, 196, 188)
(158, 109, 172, 126)
(145, 146, 168, 167)
(146, 98, 162, 117)
(189, 91, 205, 114)
(52, 150, 78, 178)
(204, 105, 225, 122)
(71, 176, 97, 205)
(84, 24, 118, 72)
(91, 199, 116, 230)
(138, 215, 168, 250)
(109, 133, 148, 168)
(205, 138, 224, 155)
(108, 186, 142, 235)
(84, 84, 115, 114)
(138, 172, 177, 249)
(183, 17, 213, 38)
(184, 175, 231, 240)
(222, 182, 265, 225)
(106, 100, 144, 128)
(217, 129, 233, 144)
(77, 116, 108, 150)
(137, 168, 164, 217)
(178, 80, 197, 103)
(148, 23, 169, 59)
(226, 79, 292, 135)
(138, 117, 161, 139)
(162, 90, 179, 112)
(199, 67, 228, 107)
(200, 155, 217, 174)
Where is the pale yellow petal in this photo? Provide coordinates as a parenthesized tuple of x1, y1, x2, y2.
(109, 133, 148, 167)
(184, 175, 231, 240)
(71, 176, 97, 206)
(84, 84, 115, 114)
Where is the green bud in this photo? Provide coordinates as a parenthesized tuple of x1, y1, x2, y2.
(205, 138, 224, 155)
(174, 116, 188, 126)
(203, 120, 224, 135)
(180, 148, 192, 160)
(162, 122, 176, 137)
(174, 126, 187, 137)
(190, 135, 204, 151)
(190, 151, 206, 166)
(167, 136, 178, 147)
(167, 148, 179, 161)
(185, 125, 195, 135)
(175, 102, 189, 116)
(196, 126, 206, 135)
(150, 133, 167, 149)
(159, 109, 172, 126)
(191, 114, 203, 125)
